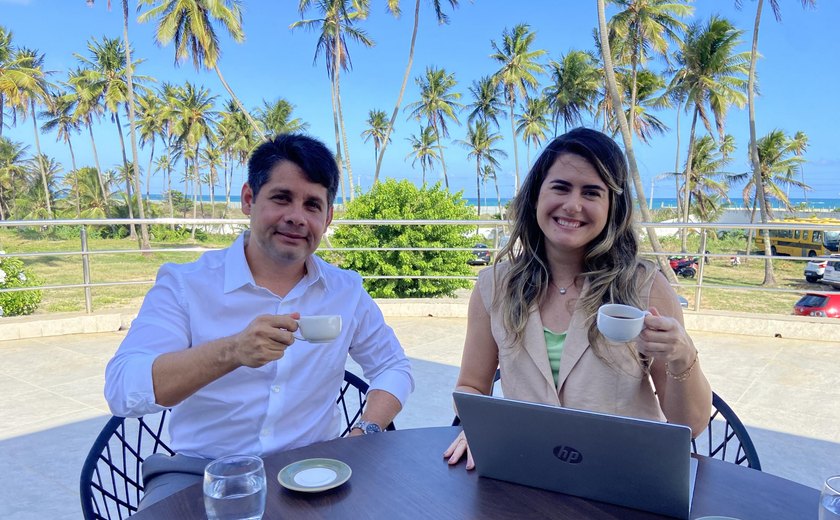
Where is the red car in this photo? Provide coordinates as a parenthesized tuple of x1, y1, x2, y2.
(793, 292, 840, 318)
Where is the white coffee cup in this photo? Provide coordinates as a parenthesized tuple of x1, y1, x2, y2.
(596, 304, 651, 342)
(295, 315, 342, 343)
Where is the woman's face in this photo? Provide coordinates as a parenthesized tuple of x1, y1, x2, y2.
(535, 153, 610, 259)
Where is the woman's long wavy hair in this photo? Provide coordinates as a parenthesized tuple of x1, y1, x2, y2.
(494, 127, 654, 360)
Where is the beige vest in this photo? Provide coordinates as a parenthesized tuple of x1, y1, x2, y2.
(478, 262, 665, 422)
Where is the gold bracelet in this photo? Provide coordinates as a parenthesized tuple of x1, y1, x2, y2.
(665, 349, 698, 382)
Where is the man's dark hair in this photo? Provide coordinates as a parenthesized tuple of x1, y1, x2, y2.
(247, 133, 340, 205)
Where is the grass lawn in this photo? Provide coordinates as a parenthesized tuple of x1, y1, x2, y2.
(0, 227, 826, 317)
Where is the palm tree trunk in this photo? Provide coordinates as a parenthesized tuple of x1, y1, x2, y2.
(748, 0, 776, 286)
(335, 74, 354, 200)
(67, 137, 81, 217)
(475, 157, 482, 217)
(596, 0, 677, 283)
(494, 177, 502, 217)
(30, 99, 52, 218)
(214, 64, 264, 140)
(674, 105, 682, 217)
(508, 102, 520, 193)
(145, 138, 155, 215)
(167, 165, 174, 229)
(113, 112, 138, 240)
(86, 120, 110, 213)
(434, 124, 449, 189)
(374, 0, 420, 184)
(0, 95, 4, 138)
(681, 108, 700, 252)
(329, 69, 347, 206)
(121, 0, 151, 250)
(628, 25, 641, 141)
(223, 153, 231, 218)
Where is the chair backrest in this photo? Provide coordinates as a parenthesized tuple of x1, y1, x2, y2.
(80, 370, 385, 520)
(692, 392, 761, 470)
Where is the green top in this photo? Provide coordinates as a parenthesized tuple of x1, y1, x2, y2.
(544, 328, 567, 387)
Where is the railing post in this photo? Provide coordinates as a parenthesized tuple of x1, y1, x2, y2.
(694, 228, 707, 312)
(80, 225, 93, 314)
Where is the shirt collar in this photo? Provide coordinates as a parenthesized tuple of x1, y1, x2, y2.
(223, 231, 330, 294)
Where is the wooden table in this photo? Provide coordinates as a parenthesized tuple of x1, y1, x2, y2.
(131, 426, 819, 519)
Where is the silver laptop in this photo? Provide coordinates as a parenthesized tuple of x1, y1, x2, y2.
(453, 392, 697, 519)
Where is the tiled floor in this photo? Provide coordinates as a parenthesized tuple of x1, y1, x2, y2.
(1, 318, 839, 518)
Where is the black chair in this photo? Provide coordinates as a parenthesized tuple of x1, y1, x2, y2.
(80, 370, 388, 520)
(692, 392, 761, 470)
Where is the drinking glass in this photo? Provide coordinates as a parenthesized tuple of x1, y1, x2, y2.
(203, 455, 266, 520)
(821, 475, 840, 520)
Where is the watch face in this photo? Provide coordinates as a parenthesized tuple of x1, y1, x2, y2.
(364, 423, 382, 434)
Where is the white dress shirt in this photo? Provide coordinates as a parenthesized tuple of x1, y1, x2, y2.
(105, 231, 414, 459)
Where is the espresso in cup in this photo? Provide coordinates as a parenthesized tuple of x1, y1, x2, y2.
(596, 304, 650, 342)
(296, 315, 342, 343)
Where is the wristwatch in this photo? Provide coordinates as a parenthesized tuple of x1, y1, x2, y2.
(351, 420, 383, 434)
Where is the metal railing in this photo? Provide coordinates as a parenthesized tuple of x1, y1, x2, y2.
(0, 217, 837, 314)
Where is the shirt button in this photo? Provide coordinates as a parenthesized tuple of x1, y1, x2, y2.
(272, 385, 281, 393)
(261, 428, 269, 437)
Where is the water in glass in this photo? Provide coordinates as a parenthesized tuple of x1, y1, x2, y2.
(821, 495, 840, 520)
(204, 474, 266, 520)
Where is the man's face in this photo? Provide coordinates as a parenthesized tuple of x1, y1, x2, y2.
(241, 160, 333, 269)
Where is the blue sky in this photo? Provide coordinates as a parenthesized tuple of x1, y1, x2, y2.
(3, 0, 839, 203)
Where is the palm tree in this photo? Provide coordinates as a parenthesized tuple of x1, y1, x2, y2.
(405, 125, 439, 185)
(490, 24, 546, 193)
(257, 98, 309, 137)
(21, 153, 62, 219)
(667, 134, 736, 222)
(739, 0, 816, 285)
(405, 66, 462, 189)
(0, 26, 20, 137)
(138, 0, 261, 139)
(597, 0, 676, 282)
(66, 66, 111, 212)
(40, 91, 82, 216)
(481, 163, 502, 216)
(75, 36, 152, 239)
(292, 0, 373, 202)
(458, 120, 507, 217)
(169, 82, 217, 238)
(361, 109, 390, 169)
(373, 0, 459, 185)
(74, 166, 111, 218)
(466, 75, 505, 128)
(734, 129, 808, 218)
(790, 130, 809, 201)
(0, 136, 28, 219)
(200, 142, 222, 218)
(136, 90, 164, 207)
(667, 16, 749, 252)
(607, 0, 692, 141)
(87, 0, 151, 248)
(153, 151, 177, 219)
(10, 48, 54, 218)
(542, 49, 601, 135)
(516, 96, 550, 170)
(218, 99, 257, 214)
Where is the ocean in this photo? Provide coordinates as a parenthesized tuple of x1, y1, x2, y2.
(147, 193, 840, 211)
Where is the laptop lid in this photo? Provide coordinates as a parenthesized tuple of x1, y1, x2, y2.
(453, 392, 696, 519)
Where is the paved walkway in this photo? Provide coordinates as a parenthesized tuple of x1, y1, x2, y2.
(1, 317, 839, 519)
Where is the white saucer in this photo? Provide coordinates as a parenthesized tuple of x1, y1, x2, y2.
(277, 458, 351, 493)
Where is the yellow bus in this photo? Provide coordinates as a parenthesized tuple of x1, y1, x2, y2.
(754, 217, 840, 257)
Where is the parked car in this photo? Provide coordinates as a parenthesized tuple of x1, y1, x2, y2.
(822, 257, 840, 289)
(468, 243, 491, 266)
(793, 292, 840, 318)
(805, 254, 840, 283)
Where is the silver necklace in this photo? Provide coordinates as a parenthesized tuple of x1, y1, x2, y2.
(552, 280, 568, 295)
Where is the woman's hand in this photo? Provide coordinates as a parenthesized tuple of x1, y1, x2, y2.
(443, 430, 475, 470)
(636, 307, 694, 366)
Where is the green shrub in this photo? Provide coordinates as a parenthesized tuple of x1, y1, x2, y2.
(329, 180, 475, 298)
(0, 256, 43, 316)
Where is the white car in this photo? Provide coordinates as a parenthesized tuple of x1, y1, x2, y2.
(804, 256, 838, 283)
(821, 257, 840, 289)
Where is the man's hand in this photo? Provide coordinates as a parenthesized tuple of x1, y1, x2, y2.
(230, 313, 301, 368)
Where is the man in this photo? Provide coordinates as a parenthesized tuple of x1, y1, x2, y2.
(105, 133, 414, 506)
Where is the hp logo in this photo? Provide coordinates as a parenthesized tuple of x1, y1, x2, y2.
(553, 445, 583, 464)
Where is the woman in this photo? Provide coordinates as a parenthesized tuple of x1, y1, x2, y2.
(445, 128, 711, 470)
